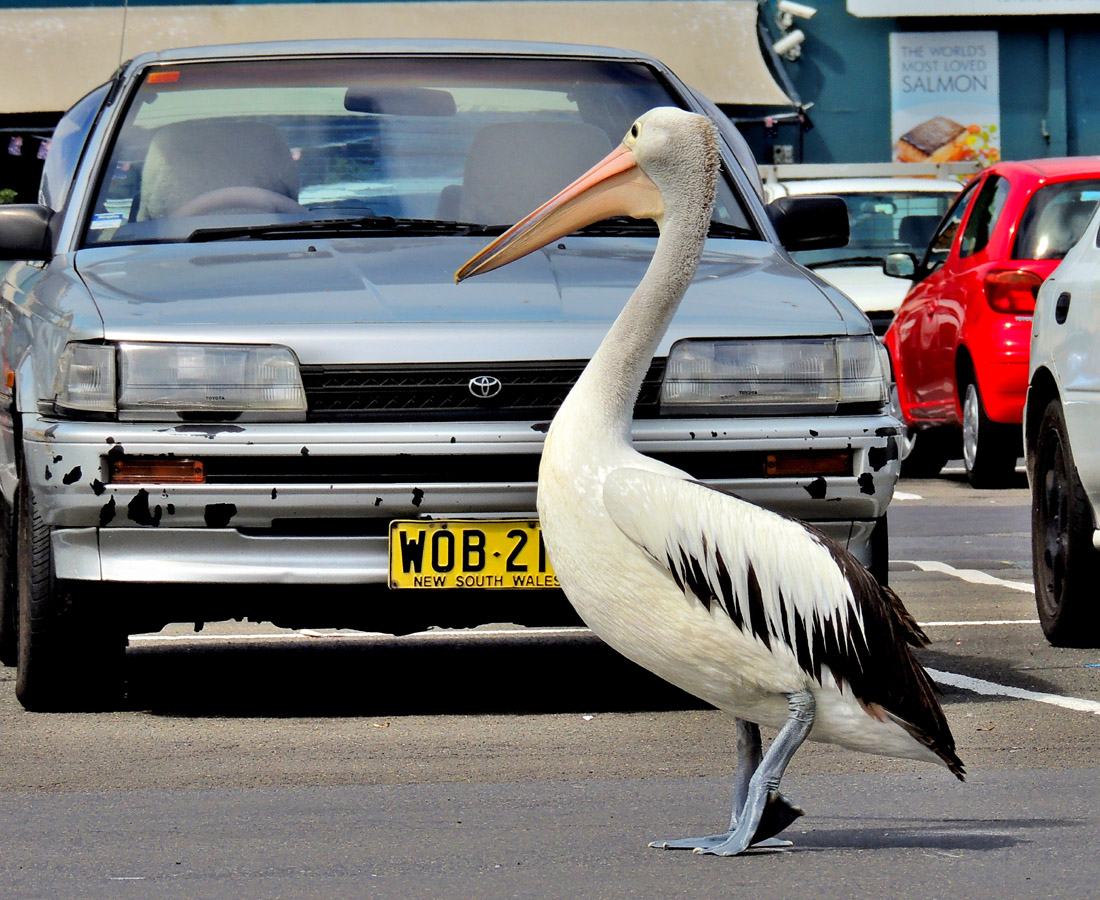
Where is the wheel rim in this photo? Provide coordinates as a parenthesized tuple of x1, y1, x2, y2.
(1037, 437, 1069, 620)
(962, 383, 980, 472)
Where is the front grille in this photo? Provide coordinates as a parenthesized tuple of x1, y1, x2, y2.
(300, 359, 666, 422)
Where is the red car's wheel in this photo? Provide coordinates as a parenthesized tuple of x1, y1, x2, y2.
(961, 380, 1020, 488)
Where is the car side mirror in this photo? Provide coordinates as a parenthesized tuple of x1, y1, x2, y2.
(767, 194, 849, 252)
(0, 205, 52, 261)
(883, 252, 917, 279)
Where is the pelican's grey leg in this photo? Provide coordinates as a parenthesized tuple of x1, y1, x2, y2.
(730, 719, 804, 847)
(729, 719, 762, 825)
(650, 717, 803, 853)
(696, 690, 816, 857)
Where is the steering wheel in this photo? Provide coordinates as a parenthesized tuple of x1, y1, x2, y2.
(171, 186, 306, 218)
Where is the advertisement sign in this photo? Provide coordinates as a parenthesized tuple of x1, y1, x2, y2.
(890, 31, 1000, 165)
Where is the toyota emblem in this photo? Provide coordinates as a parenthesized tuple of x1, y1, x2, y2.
(468, 375, 503, 399)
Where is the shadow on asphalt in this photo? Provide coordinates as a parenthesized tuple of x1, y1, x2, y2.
(903, 465, 1029, 491)
(123, 632, 709, 717)
(791, 816, 1072, 853)
(914, 644, 1074, 701)
(122, 635, 1061, 719)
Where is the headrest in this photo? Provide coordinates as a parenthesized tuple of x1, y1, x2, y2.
(459, 121, 613, 225)
(898, 214, 942, 250)
(138, 119, 300, 220)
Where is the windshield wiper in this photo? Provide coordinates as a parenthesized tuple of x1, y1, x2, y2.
(186, 216, 504, 243)
(806, 255, 886, 270)
(187, 214, 758, 244)
(573, 216, 659, 237)
(570, 218, 755, 239)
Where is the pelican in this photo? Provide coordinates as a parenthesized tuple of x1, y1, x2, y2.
(456, 107, 963, 856)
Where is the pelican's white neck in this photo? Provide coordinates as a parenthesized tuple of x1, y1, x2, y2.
(563, 189, 715, 442)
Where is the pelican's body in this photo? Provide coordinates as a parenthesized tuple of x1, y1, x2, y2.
(539, 425, 940, 764)
(458, 108, 962, 855)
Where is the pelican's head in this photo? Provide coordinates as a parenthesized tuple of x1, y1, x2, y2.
(455, 107, 719, 282)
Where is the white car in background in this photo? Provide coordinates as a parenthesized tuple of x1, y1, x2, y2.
(762, 166, 967, 335)
(1025, 202, 1100, 647)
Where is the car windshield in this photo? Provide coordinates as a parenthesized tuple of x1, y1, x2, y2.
(82, 55, 754, 247)
(791, 190, 957, 268)
(1012, 180, 1100, 260)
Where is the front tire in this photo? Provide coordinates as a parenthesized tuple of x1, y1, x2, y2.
(15, 464, 125, 711)
(1032, 400, 1100, 646)
(961, 380, 1019, 488)
(0, 492, 16, 666)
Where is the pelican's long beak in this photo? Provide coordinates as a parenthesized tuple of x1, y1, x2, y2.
(455, 142, 662, 283)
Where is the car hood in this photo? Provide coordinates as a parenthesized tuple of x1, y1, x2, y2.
(73, 236, 858, 364)
(808, 265, 910, 315)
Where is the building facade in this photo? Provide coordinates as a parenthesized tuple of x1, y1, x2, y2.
(747, 0, 1100, 164)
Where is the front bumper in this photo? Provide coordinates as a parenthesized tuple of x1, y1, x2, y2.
(22, 413, 901, 584)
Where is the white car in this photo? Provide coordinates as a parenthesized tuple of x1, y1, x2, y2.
(763, 171, 963, 334)
(1025, 202, 1100, 646)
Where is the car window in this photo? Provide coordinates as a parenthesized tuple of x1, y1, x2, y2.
(40, 82, 111, 211)
(81, 56, 755, 247)
(919, 178, 978, 275)
(1013, 179, 1100, 260)
(959, 174, 1010, 258)
(790, 190, 957, 266)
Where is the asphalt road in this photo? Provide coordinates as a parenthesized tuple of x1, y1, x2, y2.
(1, 464, 1098, 900)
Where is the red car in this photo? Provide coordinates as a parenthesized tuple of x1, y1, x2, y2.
(884, 157, 1100, 487)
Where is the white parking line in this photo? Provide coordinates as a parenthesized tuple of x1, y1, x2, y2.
(927, 668, 1100, 716)
(901, 559, 1035, 593)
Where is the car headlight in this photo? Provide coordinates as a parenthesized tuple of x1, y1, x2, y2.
(53, 343, 117, 414)
(661, 336, 888, 415)
(54, 342, 306, 419)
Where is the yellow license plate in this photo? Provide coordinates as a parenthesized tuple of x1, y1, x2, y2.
(388, 519, 559, 589)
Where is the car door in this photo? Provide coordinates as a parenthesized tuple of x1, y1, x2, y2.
(1038, 210, 1100, 514)
(927, 172, 1013, 417)
(892, 179, 977, 420)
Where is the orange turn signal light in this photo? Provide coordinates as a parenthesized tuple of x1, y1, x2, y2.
(110, 458, 205, 484)
(765, 451, 851, 477)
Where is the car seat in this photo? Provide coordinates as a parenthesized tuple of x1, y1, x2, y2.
(897, 214, 942, 251)
(438, 121, 613, 225)
(137, 118, 301, 220)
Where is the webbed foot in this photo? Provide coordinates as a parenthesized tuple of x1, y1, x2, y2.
(649, 834, 792, 853)
(753, 789, 804, 843)
(649, 790, 802, 854)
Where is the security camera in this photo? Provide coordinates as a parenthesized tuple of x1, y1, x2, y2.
(772, 29, 806, 60)
(777, 1, 817, 20)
